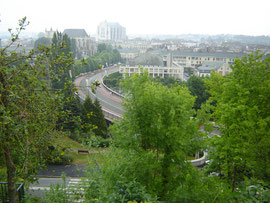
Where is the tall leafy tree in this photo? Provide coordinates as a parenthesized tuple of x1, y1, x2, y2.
(70, 38, 77, 59)
(186, 75, 210, 111)
(81, 96, 107, 138)
(97, 43, 112, 53)
(34, 37, 51, 49)
(107, 72, 203, 200)
(93, 98, 108, 138)
(81, 96, 95, 133)
(206, 53, 270, 190)
(58, 83, 82, 133)
(51, 32, 72, 89)
(130, 53, 163, 66)
(0, 18, 74, 201)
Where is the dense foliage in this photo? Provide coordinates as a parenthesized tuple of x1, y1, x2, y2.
(186, 75, 210, 111)
(103, 71, 122, 91)
(70, 43, 121, 78)
(81, 96, 108, 139)
(84, 53, 270, 202)
(104, 72, 185, 95)
(34, 37, 51, 49)
(129, 53, 163, 66)
(205, 53, 270, 191)
(0, 18, 74, 201)
(3, 19, 270, 202)
(0, 19, 113, 202)
(84, 72, 220, 202)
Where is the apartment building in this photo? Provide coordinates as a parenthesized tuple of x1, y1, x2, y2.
(150, 50, 245, 70)
(119, 65, 184, 80)
(195, 61, 232, 77)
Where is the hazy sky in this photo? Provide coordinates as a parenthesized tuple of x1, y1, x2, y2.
(1, 0, 270, 36)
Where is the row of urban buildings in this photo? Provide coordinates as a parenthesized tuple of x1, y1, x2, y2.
(45, 26, 245, 78)
(2, 20, 259, 80)
(118, 50, 246, 79)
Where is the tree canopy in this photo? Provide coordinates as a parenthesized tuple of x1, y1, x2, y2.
(130, 53, 163, 66)
(205, 52, 270, 190)
(34, 37, 51, 49)
(186, 75, 210, 111)
(0, 17, 74, 201)
(84, 72, 207, 201)
(81, 96, 108, 139)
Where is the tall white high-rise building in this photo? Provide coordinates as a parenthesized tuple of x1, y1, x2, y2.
(97, 21, 126, 41)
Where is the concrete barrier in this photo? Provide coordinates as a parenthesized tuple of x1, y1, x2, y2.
(190, 151, 208, 167)
(75, 86, 121, 122)
(101, 68, 126, 99)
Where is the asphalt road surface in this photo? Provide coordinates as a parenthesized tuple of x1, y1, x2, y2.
(75, 67, 124, 116)
(28, 177, 85, 200)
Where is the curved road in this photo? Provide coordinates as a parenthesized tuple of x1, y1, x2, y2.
(74, 67, 124, 120)
(74, 68, 211, 166)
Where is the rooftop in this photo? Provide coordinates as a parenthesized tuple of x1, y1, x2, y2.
(63, 29, 89, 38)
(150, 50, 246, 58)
(118, 48, 140, 53)
(202, 61, 225, 68)
(197, 66, 218, 71)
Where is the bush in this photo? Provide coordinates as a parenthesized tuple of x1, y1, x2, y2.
(85, 136, 111, 148)
(46, 149, 74, 165)
(84, 147, 160, 202)
(84, 172, 157, 202)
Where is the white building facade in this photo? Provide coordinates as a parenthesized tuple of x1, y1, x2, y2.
(97, 21, 126, 41)
(150, 50, 245, 71)
(120, 66, 184, 80)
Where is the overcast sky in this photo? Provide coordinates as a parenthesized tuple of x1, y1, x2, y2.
(1, 0, 270, 36)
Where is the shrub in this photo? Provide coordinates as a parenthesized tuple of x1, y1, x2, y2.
(85, 136, 111, 148)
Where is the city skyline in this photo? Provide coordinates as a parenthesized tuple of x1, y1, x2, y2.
(1, 0, 270, 36)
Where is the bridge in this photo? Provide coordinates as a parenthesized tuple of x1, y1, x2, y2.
(74, 67, 210, 167)
(74, 66, 124, 122)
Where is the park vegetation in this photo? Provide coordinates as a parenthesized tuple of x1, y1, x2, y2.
(1, 18, 270, 202)
(104, 71, 209, 111)
(0, 18, 75, 201)
(0, 18, 117, 202)
(84, 53, 270, 202)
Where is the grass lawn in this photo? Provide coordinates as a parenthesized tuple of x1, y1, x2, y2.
(56, 134, 108, 165)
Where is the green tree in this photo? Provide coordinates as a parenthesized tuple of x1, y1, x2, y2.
(112, 48, 121, 63)
(130, 53, 163, 66)
(206, 53, 270, 190)
(99, 72, 203, 200)
(58, 84, 82, 134)
(0, 18, 74, 202)
(70, 38, 77, 59)
(97, 43, 112, 53)
(34, 37, 51, 49)
(152, 76, 185, 88)
(81, 96, 107, 138)
(62, 34, 71, 56)
(51, 32, 72, 89)
(81, 96, 95, 133)
(93, 98, 108, 138)
(186, 75, 210, 111)
(70, 46, 121, 79)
